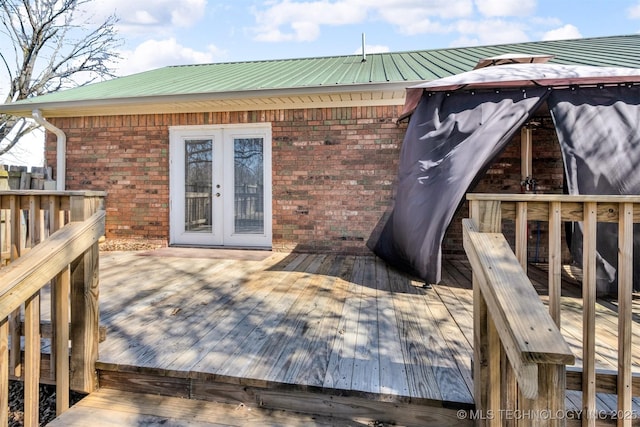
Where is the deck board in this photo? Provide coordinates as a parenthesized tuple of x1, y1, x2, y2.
(187, 260, 315, 376)
(376, 257, 412, 397)
(420, 280, 475, 403)
(165, 253, 306, 373)
(89, 249, 640, 424)
(281, 255, 354, 387)
(240, 255, 337, 383)
(47, 388, 351, 427)
(322, 256, 364, 391)
(350, 256, 381, 394)
(259, 255, 341, 384)
(388, 276, 445, 402)
(210, 255, 326, 379)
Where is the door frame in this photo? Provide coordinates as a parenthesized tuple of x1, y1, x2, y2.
(169, 123, 272, 248)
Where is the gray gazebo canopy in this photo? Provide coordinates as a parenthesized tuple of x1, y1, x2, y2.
(373, 63, 640, 292)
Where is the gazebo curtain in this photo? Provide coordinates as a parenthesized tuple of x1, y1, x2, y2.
(373, 87, 550, 284)
(549, 86, 640, 292)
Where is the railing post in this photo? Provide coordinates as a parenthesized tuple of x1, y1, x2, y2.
(487, 315, 501, 427)
(466, 193, 640, 427)
(473, 274, 490, 426)
(515, 201, 528, 271)
(466, 198, 575, 427)
(617, 202, 634, 427)
(28, 195, 42, 250)
(9, 194, 20, 260)
(538, 202, 567, 427)
(55, 266, 71, 415)
(470, 199, 502, 426)
(548, 201, 562, 326)
(0, 318, 7, 427)
(582, 202, 597, 427)
(537, 363, 567, 427)
(24, 292, 41, 426)
(69, 195, 100, 393)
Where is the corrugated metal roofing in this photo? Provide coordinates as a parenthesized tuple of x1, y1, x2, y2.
(4, 34, 640, 109)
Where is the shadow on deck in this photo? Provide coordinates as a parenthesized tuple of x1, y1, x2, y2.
(50, 248, 640, 426)
(76, 250, 476, 426)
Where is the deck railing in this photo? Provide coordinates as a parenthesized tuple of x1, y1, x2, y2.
(463, 216, 575, 427)
(0, 191, 106, 426)
(465, 193, 640, 427)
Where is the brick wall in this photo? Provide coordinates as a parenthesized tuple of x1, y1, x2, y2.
(47, 107, 407, 254)
(47, 115, 172, 243)
(46, 110, 566, 260)
(271, 107, 404, 253)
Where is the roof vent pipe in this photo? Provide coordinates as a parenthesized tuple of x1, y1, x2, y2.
(32, 109, 65, 190)
(361, 33, 366, 62)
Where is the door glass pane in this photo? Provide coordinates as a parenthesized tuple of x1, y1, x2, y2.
(184, 139, 212, 233)
(234, 138, 264, 234)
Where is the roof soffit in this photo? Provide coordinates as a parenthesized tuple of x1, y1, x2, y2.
(0, 83, 413, 118)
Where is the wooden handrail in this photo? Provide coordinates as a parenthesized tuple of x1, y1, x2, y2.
(0, 191, 105, 427)
(463, 219, 574, 393)
(463, 218, 574, 426)
(0, 211, 105, 319)
(466, 193, 640, 427)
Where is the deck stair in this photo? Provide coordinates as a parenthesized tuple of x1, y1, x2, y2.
(47, 388, 379, 426)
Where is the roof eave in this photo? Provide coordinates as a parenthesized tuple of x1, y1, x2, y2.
(0, 81, 421, 118)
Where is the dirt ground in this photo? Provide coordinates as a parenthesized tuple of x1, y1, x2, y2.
(98, 238, 165, 251)
(8, 381, 86, 427)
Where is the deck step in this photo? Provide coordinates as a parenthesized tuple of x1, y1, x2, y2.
(90, 367, 472, 427)
(46, 388, 356, 426)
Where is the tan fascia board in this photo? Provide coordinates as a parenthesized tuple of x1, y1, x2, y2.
(0, 81, 422, 118)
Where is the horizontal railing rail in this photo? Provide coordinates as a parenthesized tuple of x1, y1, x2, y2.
(0, 190, 105, 264)
(0, 211, 105, 319)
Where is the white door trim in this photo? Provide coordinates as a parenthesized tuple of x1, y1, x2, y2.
(169, 123, 272, 248)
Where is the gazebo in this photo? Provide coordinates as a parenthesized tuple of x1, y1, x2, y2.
(373, 63, 640, 294)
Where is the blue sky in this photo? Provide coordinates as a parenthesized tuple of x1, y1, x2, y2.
(91, 0, 640, 76)
(2, 0, 640, 165)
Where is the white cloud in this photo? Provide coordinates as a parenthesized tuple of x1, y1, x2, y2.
(248, 0, 550, 43)
(628, 2, 640, 19)
(530, 16, 562, 27)
(290, 21, 321, 41)
(252, 0, 367, 42)
(113, 38, 225, 76)
(455, 19, 530, 45)
(475, 0, 536, 17)
(353, 44, 390, 55)
(89, 0, 207, 33)
(377, 0, 474, 20)
(449, 35, 480, 48)
(542, 24, 582, 41)
(251, 0, 473, 41)
(395, 18, 451, 36)
(376, 5, 461, 35)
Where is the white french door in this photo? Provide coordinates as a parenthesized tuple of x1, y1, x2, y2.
(169, 124, 272, 248)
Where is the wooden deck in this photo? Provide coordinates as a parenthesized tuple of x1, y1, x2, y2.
(49, 248, 640, 426)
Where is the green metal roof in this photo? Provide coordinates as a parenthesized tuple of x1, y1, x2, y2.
(3, 34, 640, 114)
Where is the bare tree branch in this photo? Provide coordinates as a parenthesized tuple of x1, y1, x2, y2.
(0, 0, 121, 156)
